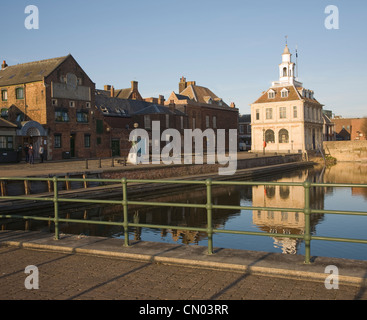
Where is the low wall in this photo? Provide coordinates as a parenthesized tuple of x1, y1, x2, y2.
(324, 141, 367, 162)
(101, 154, 303, 180)
(0, 154, 304, 196)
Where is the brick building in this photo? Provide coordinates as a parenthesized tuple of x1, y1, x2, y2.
(333, 117, 366, 141)
(0, 55, 100, 160)
(165, 77, 239, 150)
(95, 87, 188, 157)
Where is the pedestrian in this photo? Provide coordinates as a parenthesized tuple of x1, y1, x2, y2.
(28, 145, 34, 165)
(24, 144, 29, 163)
(39, 145, 44, 163)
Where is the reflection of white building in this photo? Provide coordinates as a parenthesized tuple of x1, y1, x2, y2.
(252, 172, 308, 254)
(251, 44, 324, 153)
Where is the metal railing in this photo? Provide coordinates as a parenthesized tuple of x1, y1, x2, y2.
(1, 176, 367, 264)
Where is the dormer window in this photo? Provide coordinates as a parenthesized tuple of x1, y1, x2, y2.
(281, 88, 289, 98)
(268, 90, 275, 99)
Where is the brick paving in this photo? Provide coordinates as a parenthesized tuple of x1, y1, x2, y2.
(0, 246, 366, 301)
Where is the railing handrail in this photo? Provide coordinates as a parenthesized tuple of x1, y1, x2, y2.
(1, 176, 367, 264)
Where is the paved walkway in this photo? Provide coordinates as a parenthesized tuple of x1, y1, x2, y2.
(0, 230, 366, 301)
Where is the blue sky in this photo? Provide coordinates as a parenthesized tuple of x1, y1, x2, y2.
(1, 0, 366, 117)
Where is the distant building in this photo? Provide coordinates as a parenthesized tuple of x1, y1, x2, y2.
(165, 77, 238, 150)
(251, 45, 324, 153)
(333, 117, 366, 141)
(238, 114, 251, 150)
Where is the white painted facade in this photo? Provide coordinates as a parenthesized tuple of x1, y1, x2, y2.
(251, 45, 324, 153)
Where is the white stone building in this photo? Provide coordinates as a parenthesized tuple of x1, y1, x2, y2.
(251, 45, 324, 153)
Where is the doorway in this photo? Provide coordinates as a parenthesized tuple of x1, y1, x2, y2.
(70, 134, 76, 157)
(111, 139, 120, 157)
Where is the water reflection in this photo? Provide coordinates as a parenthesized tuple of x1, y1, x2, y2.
(3, 163, 367, 260)
(252, 169, 325, 255)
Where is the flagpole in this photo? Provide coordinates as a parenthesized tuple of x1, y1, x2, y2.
(296, 44, 299, 80)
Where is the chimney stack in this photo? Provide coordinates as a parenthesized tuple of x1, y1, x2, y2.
(131, 81, 138, 91)
(1, 60, 8, 70)
(158, 95, 165, 106)
(230, 102, 236, 108)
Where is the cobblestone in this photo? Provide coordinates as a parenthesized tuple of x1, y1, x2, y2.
(0, 246, 366, 301)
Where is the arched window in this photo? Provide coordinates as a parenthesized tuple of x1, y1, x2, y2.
(283, 67, 287, 77)
(279, 129, 289, 143)
(0, 108, 8, 120)
(265, 129, 275, 143)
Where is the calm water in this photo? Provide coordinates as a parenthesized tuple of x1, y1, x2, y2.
(7, 163, 367, 261)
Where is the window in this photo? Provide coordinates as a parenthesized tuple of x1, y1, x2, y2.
(265, 129, 275, 143)
(279, 107, 287, 119)
(144, 115, 151, 129)
(84, 134, 91, 148)
(55, 110, 69, 122)
(268, 91, 275, 99)
(86, 102, 91, 108)
(76, 110, 88, 123)
(69, 101, 75, 108)
(1, 108, 8, 120)
(180, 116, 184, 129)
(0, 136, 13, 149)
(281, 89, 288, 98)
(256, 109, 260, 120)
(96, 137, 102, 145)
(283, 67, 287, 77)
(192, 117, 196, 129)
(247, 125, 251, 134)
(279, 129, 289, 143)
(266, 108, 273, 120)
(54, 134, 61, 148)
(206, 115, 210, 128)
(1, 90, 7, 101)
(96, 119, 103, 134)
(239, 125, 244, 134)
(293, 106, 298, 118)
(212, 116, 217, 129)
(16, 87, 24, 99)
(52, 99, 58, 106)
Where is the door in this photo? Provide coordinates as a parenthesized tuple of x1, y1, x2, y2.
(111, 139, 120, 157)
(70, 134, 76, 158)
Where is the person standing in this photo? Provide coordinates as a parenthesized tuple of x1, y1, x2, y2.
(39, 145, 44, 163)
(24, 144, 29, 163)
(28, 145, 34, 165)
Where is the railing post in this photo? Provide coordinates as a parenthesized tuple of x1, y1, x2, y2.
(53, 177, 59, 240)
(122, 178, 129, 247)
(303, 181, 311, 264)
(206, 179, 213, 255)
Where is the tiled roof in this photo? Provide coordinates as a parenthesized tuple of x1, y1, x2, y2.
(95, 92, 149, 116)
(253, 85, 321, 105)
(133, 104, 186, 116)
(180, 85, 230, 108)
(0, 55, 69, 86)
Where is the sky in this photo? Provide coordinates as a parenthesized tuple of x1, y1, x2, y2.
(1, 0, 366, 118)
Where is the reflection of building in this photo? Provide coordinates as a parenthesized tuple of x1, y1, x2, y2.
(252, 170, 324, 254)
(251, 45, 324, 153)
